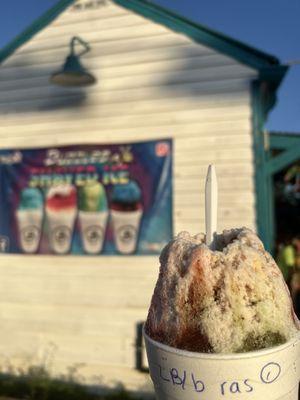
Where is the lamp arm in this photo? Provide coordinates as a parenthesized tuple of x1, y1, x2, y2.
(70, 36, 91, 57)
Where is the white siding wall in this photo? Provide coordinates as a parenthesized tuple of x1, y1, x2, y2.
(0, 0, 257, 391)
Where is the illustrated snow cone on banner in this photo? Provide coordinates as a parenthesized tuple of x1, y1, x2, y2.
(0, 140, 173, 255)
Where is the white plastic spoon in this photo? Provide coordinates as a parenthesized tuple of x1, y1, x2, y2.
(205, 164, 218, 250)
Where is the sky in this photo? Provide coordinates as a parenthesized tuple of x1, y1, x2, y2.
(0, 0, 299, 133)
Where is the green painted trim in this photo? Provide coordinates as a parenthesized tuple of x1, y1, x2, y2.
(269, 133, 300, 149)
(252, 82, 265, 243)
(266, 146, 300, 175)
(251, 81, 274, 253)
(258, 66, 289, 116)
(265, 144, 276, 255)
(0, 0, 75, 64)
(259, 66, 289, 86)
(114, 0, 280, 70)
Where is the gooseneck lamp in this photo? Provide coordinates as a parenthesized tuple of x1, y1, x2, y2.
(50, 36, 96, 87)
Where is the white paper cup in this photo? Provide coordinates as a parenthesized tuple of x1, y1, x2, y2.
(16, 209, 43, 253)
(79, 210, 108, 254)
(46, 208, 77, 254)
(110, 209, 142, 254)
(144, 331, 300, 400)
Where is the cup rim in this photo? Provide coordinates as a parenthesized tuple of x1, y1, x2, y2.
(143, 328, 300, 360)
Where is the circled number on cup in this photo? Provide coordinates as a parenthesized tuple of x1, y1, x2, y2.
(117, 225, 136, 243)
(84, 225, 103, 244)
(260, 362, 281, 384)
(22, 226, 39, 243)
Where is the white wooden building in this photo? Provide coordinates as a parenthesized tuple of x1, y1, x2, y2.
(0, 0, 288, 393)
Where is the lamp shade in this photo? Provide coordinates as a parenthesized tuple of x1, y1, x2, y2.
(50, 54, 96, 87)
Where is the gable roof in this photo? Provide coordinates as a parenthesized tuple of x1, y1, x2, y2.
(0, 0, 288, 114)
